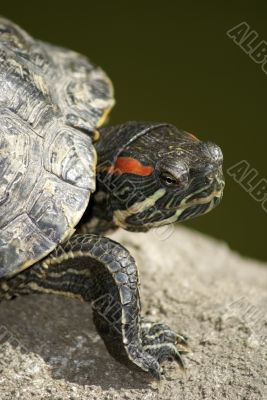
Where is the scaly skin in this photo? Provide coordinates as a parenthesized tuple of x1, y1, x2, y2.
(0, 234, 187, 378)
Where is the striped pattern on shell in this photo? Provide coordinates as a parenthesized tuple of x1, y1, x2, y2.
(0, 18, 114, 278)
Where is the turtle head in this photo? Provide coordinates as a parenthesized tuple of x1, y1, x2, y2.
(96, 122, 224, 232)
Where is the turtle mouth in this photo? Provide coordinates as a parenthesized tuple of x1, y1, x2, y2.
(183, 173, 225, 207)
(157, 178, 224, 213)
(185, 187, 224, 207)
(175, 184, 224, 222)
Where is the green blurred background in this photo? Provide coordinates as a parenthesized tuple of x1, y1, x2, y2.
(2, 1, 266, 262)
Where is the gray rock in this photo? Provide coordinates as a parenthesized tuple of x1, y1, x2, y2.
(0, 227, 266, 400)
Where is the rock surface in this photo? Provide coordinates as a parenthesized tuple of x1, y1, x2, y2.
(0, 227, 266, 400)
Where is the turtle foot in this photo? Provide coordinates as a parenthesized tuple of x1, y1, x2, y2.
(127, 320, 189, 379)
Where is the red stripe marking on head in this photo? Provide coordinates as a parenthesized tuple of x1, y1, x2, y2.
(109, 157, 154, 176)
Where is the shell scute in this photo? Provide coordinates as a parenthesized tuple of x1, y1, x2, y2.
(0, 18, 115, 277)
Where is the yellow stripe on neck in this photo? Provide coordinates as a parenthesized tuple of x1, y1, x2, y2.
(113, 188, 166, 228)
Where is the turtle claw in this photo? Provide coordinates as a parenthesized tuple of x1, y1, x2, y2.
(175, 332, 189, 347)
(173, 345, 186, 370)
(138, 320, 188, 377)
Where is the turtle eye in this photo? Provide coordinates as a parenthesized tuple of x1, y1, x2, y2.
(159, 171, 181, 187)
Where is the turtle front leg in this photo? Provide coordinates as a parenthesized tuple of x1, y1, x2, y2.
(0, 234, 186, 378)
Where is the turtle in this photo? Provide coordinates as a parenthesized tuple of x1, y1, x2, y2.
(0, 17, 225, 379)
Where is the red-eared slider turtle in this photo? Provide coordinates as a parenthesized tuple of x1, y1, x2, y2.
(0, 18, 225, 379)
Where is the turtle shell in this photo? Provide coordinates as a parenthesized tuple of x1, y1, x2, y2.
(0, 18, 114, 278)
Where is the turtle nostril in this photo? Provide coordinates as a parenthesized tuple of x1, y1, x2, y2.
(203, 162, 216, 177)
